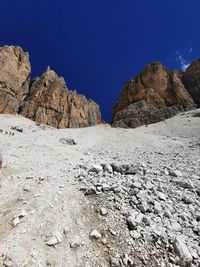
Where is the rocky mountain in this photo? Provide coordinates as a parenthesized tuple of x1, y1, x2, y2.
(183, 59, 200, 108)
(0, 45, 101, 128)
(0, 46, 31, 114)
(112, 62, 195, 128)
(19, 68, 101, 128)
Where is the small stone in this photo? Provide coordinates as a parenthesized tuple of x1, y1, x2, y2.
(173, 235, 193, 267)
(138, 201, 148, 213)
(171, 221, 182, 232)
(174, 180, 194, 190)
(70, 239, 81, 248)
(169, 170, 183, 177)
(102, 183, 111, 191)
(127, 213, 142, 230)
(101, 238, 108, 245)
(130, 230, 141, 239)
(164, 168, 169, 175)
(142, 216, 151, 226)
(157, 192, 166, 201)
(14, 209, 26, 219)
(45, 236, 58, 246)
(154, 201, 162, 214)
(102, 164, 113, 173)
(109, 229, 117, 236)
(89, 164, 103, 173)
(122, 254, 134, 266)
(12, 217, 20, 227)
(89, 229, 101, 240)
(12, 209, 26, 227)
(3, 260, 13, 267)
(100, 207, 108, 216)
(132, 181, 142, 189)
(182, 196, 193, 204)
(84, 186, 96, 195)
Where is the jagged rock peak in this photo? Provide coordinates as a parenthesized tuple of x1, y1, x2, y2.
(19, 67, 101, 128)
(112, 62, 194, 128)
(0, 45, 101, 128)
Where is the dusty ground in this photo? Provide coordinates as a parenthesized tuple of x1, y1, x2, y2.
(0, 109, 200, 267)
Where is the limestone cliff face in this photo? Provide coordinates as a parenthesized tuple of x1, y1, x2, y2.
(0, 46, 31, 113)
(0, 45, 101, 128)
(183, 59, 200, 107)
(112, 62, 194, 128)
(19, 68, 101, 128)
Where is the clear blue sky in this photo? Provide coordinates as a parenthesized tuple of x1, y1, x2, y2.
(0, 0, 200, 121)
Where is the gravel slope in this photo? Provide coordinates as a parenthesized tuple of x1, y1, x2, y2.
(0, 109, 199, 267)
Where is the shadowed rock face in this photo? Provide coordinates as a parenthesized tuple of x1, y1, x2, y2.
(183, 59, 200, 107)
(0, 46, 31, 113)
(112, 62, 194, 128)
(19, 68, 101, 128)
(0, 45, 101, 128)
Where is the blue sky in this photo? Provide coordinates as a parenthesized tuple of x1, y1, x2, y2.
(0, 0, 200, 121)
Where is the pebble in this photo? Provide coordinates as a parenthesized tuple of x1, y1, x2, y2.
(70, 239, 81, 248)
(89, 164, 103, 173)
(173, 235, 193, 267)
(89, 229, 101, 240)
(100, 207, 108, 216)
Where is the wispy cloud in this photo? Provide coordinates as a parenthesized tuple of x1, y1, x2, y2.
(177, 55, 190, 71)
(175, 48, 192, 71)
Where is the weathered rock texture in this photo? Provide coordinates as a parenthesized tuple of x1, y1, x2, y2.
(112, 62, 194, 128)
(0, 45, 101, 128)
(19, 68, 101, 128)
(0, 46, 31, 114)
(183, 59, 200, 107)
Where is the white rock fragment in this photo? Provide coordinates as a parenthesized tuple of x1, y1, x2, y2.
(100, 207, 108, 216)
(45, 236, 58, 246)
(130, 230, 141, 239)
(89, 229, 101, 240)
(170, 170, 183, 177)
(103, 164, 113, 173)
(173, 236, 193, 267)
(12, 209, 27, 227)
(70, 239, 81, 248)
(157, 192, 166, 201)
(89, 164, 103, 173)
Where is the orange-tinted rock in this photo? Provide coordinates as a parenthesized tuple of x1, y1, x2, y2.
(19, 68, 101, 128)
(0, 46, 31, 113)
(112, 62, 194, 128)
(183, 59, 200, 107)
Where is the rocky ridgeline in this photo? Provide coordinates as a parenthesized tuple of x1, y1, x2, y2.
(0, 46, 101, 128)
(75, 143, 200, 266)
(1, 45, 200, 129)
(112, 62, 200, 128)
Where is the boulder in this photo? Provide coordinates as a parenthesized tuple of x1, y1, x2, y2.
(0, 46, 31, 113)
(19, 67, 101, 128)
(183, 59, 200, 107)
(112, 62, 194, 128)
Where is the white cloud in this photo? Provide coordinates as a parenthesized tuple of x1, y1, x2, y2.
(178, 55, 190, 71)
(175, 51, 191, 71)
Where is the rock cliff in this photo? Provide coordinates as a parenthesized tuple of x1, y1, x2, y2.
(183, 59, 200, 107)
(112, 62, 194, 128)
(0, 46, 31, 114)
(19, 68, 101, 128)
(0, 45, 101, 128)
